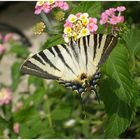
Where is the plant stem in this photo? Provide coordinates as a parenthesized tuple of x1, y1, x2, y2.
(41, 12, 60, 35)
(40, 12, 52, 30)
(45, 95, 53, 131)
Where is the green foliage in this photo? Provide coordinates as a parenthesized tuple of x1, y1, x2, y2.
(123, 29, 140, 58)
(10, 42, 29, 58)
(100, 43, 138, 137)
(71, 1, 102, 17)
(42, 34, 65, 49)
(11, 61, 22, 91)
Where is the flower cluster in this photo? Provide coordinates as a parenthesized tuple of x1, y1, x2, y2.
(0, 88, 12, 106)
(33, 22, 46, 35)
(63, 13, 98, 42)
(100, 6, 126, 25)
(0, 33, 13, 56)
(35, 0, 69, 15)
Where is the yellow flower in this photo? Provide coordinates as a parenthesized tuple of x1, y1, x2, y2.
(33, 22, 46, 35)
(80, 13, 89, 20)
(82, 18, 89, 26)
(36, 0, 45, 6)
(80, 28, 90, 36)
(68, 14, 77, 23)
(72, 32, 78, 40)
(64, 27, 72, 34)
(47, 0, 55, 5)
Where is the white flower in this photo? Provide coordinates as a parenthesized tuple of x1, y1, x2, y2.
(79, 13, 89, 20)
(68, 14, 77, 23)
(64, 119, 76, 127)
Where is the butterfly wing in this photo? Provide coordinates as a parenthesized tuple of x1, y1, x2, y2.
(20, 43, 82, 81)
(77, 34, 117, 78)
(20, 34, 117, 84)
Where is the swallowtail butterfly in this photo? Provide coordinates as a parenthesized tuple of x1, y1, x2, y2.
(20, 34, 117, 96)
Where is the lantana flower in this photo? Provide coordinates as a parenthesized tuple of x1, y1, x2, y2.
(0, 33, 13, 44)
(63, 13, 98, 43)
(0, 33, 13, 57)
(13, 123, 20, 134)
(33, 22, 46, 35)
(0, 88, 12, 106)
(35, 0, 69, 15)
(100, 6, 126, 25)
(0, 44, 5, 56)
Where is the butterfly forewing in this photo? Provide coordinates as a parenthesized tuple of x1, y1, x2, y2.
(20, 34, 117, 85)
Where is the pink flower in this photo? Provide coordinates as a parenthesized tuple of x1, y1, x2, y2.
(0, 88, 12, 105)
(110, 16, 120, 25)
(87, 23, 98, 32)
(43, 3, 52, 14)
(61, 2, 69, 10)
(3, 33, 13, 43)
(35, 1, 69, 15)
(105, 8, 116, 16)
(89, 18, 97, 24)
(55, 1, 69, 10)
(100, 13, 108, 25)
(34, 6, 43, 14)
(117, 6, 126, 12)
(117, 16, 124, 23)
(13, 123, 20, 134)
(100, 6, 125, 25)
(0, 44, 5, 55)
(76, 12, 82, 18)
(64, 21, 73, 28)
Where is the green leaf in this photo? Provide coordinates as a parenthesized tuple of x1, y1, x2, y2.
(10, 42, 29, 58)
(100, 43, 137, 137)
(123, 29, 140, 57)
(23, 87, 46, 108)
(13, 107, 37, 122)
(28, 76, 44, 87)
(42, 35, 65, 49)
(11, 62, 22, 91)
(71, 2, 101, 17)
(51, 104, 72, 121)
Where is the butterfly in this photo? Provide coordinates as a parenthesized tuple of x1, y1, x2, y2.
(20, 34, 117, 97)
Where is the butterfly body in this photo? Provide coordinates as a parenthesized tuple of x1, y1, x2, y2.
(21, 34, 117, 95)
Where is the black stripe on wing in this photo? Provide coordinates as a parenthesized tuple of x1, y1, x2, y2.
(53, 45, 76, 75)
(38, 51, 61, 72)
(20, 61, 59, 80)
(68, 38, 79, 63)
(61, 44, 73, 59)
(32, 55, 45, 65)
(98, 34, 103, 49)
(99, 34, 118, 65)
(93, 34, 97, 61)
(77, 38, 81, 51)
(83, 36, 88, 67)
(48, 47, 55, 56)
